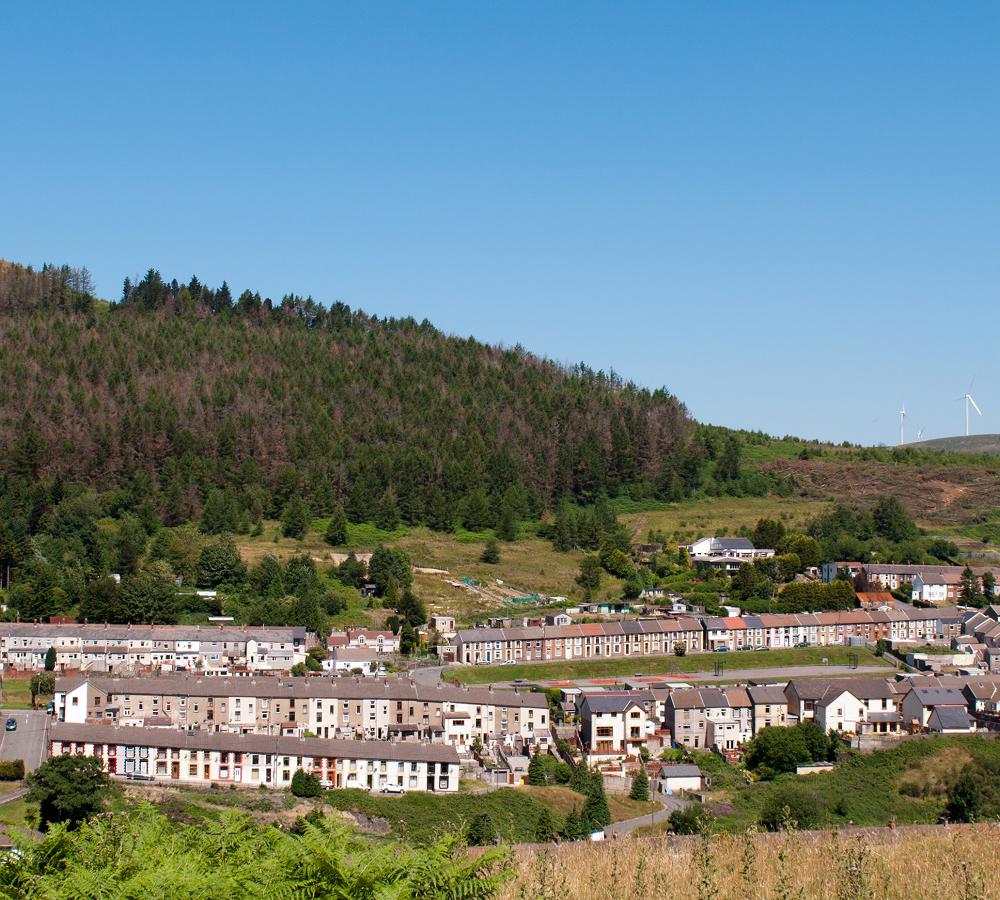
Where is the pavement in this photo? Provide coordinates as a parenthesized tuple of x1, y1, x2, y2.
(0, 709, 50, 773)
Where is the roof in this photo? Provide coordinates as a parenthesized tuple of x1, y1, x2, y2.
(668, 688, 729, 710)
(54, 674, 548, 709)
(50, 723, 459, 763)
(579, 694, 646, 715)
(789, 678, 893, 702)
(711, 537, 755, 551)
(0, 623, 307, 642)
(928, 706, 973, 730)
(658, 764, 701, 778)
(908, 687, 966, 707)
(747, 685, 787, 705)
(331, 647, 379, 661)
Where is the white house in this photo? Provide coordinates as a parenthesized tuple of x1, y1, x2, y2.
(657, 764, 703, 794)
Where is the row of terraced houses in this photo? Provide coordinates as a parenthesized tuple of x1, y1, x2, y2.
(0, 623, 310, 673)
(453, 606, 965, 664)
(49, 674, 548, 794)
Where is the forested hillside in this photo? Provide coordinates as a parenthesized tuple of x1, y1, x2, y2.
(0, 260, 696, 528)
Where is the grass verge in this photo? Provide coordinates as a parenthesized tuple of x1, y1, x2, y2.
(448, 646, 889, 684)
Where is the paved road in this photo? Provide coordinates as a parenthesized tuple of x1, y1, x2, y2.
(411, 664, 449, 686)
(0, 710, 49, 773)
(605, 796, 690, 837)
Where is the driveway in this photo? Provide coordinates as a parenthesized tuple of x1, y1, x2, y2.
(0, 709, 50, 773)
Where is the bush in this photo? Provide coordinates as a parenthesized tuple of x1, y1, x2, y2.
(465, 812, 497, 846)
(0, 759, 25, 780)
(668, 805, 712, 835)
(290, 768, 321, 798)
(759, 784, 822, 831)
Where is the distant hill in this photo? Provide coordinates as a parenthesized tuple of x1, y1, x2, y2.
(905, 434, 1000, 455)
(0, 259, 695, 527)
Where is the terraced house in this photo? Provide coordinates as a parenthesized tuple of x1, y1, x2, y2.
(54, 674, 550, 752)
(49, 723, 459, 792)
(0, 623, 310, 673)
(453, 618, 704, 664)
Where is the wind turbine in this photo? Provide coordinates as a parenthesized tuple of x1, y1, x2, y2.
(899, 403, 907, 446)
(959, 390, 982, 437)
(917, 427, 924, 442)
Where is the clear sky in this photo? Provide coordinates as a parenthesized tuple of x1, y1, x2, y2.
(2, 3, 998, 445)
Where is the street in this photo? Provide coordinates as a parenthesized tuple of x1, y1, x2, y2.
(0, 709, 50, 773)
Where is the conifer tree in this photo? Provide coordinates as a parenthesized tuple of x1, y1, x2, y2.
(324, 506, 349, 545)
(527, 748, 547, 786)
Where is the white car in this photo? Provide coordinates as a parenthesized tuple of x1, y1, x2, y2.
(379, 783, 404, 795)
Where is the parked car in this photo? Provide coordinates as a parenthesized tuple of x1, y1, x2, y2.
(380, 783, 404, 794)
(4, 718, 16, 732)
(713, 646, 730, 653)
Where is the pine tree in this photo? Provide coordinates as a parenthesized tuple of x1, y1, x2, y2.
(534, 807, 558, 842)
(563, 805, 583, 841)
(497, 503, 518, 541)
(629, 765, 650, 801)
(481, 538, 500, 564)
(582, 768, 611, 828)
(281, 496, 310, 540)
(44, 646, 57, 671)
(399, 621, 417, 655)
(527, 748, 547, 786)
(324, 506, 349, 545)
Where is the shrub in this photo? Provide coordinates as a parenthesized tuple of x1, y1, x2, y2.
(668, 805, 713, 835)
(0, 759, 25, 780)
(290, 768, 321, 798)
(759, 784, 822, 831)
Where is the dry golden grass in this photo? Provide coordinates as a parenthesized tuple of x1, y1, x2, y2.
(501, 825, 1000, 899)
(619, 497, 832, 546)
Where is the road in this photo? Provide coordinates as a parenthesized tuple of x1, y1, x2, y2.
(0, 709, 49, 773)
(605, 795, 690, 837)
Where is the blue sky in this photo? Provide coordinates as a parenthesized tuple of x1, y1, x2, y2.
(2, 3, 998, 445)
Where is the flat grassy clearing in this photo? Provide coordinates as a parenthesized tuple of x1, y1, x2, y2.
(1, 678, 52, 710)
(618, 496, 831, 547)
(449, 646, 889, 685)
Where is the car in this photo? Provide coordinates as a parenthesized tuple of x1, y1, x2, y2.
(713, 646, 730, 653)
(754, 645, 769, 651)
(380, 783, 404, 794)
(4, 718, 15, 732)
(795, 641, 810, 648)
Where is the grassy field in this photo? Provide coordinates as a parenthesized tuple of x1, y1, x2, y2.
(448, 646, 890, 684)
(502, 825, 999, 899)
(617, 496, 831, 547)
